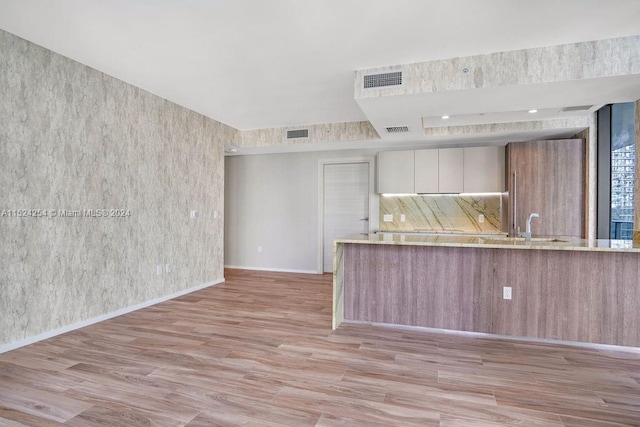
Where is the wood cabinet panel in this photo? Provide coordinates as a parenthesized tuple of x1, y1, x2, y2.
(343, 244, 493, 332)
(507, 139, 585, 237)
(414, 149, 439, 193)
(377, 150, 414, 193)
(463, 146, 505, 193)
(491, 249, 640, 346)
(341, 243, 640, 347)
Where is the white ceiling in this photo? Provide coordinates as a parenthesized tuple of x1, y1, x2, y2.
(1, 0, 639, 144)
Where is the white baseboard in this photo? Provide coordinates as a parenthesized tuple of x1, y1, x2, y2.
(224, 265, 320, 275)
(343, 320, 640, 353)
(0, 278, 225, 354)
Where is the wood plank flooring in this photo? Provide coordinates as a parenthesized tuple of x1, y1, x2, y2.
(1, 268, 639, 426)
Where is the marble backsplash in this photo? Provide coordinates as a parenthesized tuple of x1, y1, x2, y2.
(379, 194, 505, 234)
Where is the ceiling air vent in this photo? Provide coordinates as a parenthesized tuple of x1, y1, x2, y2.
(364, 71, 402, 89)
(386, 126, 409, 133)
(286, 129, 309, 139)
(562, 105, 594, 112)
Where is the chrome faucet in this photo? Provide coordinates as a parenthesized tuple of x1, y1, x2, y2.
(520, 212, 539, 242)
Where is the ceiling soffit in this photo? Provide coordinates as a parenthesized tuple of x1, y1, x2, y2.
(352, 36, 640, 144)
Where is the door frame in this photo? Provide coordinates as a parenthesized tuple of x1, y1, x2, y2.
(317, 157, 377, 274)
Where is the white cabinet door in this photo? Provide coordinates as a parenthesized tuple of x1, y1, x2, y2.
(438, 148, 464, 193)
(377, 150, 414, 194)
(414, 149, 439, 193)
(378, 146, 501, 195)
(463, 146, 505, 192)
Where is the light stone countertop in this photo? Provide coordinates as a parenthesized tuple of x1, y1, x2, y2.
(335, 233, 640, 253)
(376, 230, 509, 237)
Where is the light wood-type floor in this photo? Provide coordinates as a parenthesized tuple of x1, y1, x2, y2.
(1, 269, 640, 426)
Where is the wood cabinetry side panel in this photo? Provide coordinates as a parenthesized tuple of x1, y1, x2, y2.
(508, 139, 585, 237)
(492, 249, 640, 346)
(343, 244, 493, 332)
(344, 244, 640, 347)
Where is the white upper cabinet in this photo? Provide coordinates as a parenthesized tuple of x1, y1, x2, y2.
(415, 148, 463, 193)
(438, 148, 464, 193)
(463, 146, 505, 193)
(377, 146, 504, 194)
(414, 149, 439, 193)
(377, 150, 414, 194)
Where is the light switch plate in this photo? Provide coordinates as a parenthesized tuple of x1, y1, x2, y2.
(503, 286, 512, 300)
(400, 214, 406, 222)
(478, 214, 485, 223)
(383, 214, 393, 222)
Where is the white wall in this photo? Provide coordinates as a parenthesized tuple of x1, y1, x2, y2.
(225, 149, 379, 273)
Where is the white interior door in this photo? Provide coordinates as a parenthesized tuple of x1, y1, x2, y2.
(323, 162, 369, 272)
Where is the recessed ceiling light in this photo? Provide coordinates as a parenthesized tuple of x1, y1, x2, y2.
(441, 115, 450, 119)
(528, 109, 538, 114)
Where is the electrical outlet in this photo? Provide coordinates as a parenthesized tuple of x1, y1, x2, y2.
(257, 246, 263, 253)
(400, 214, 406, 222)
(478, 214, 485, 223)
(156, 265, 163, 276)
(503, 286, 512, 300)
(383, 214, 393, 222)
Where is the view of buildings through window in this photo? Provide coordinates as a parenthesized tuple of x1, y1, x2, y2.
(610, 102, 636, 239)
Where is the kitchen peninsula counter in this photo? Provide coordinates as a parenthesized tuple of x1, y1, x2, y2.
(336, 233, 640, 253)
(333, 234, 640, 347)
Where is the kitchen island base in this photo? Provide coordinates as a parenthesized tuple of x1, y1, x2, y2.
(334, 238, 640, 348)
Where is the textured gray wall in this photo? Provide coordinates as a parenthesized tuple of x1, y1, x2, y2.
(0, 29, 234, 347)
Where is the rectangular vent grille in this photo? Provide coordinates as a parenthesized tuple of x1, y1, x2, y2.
(386, 126, 409, 133)
(364, 71, 402, 89)
(286, 129, 309, 139)
(562, 105, 593, 112)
